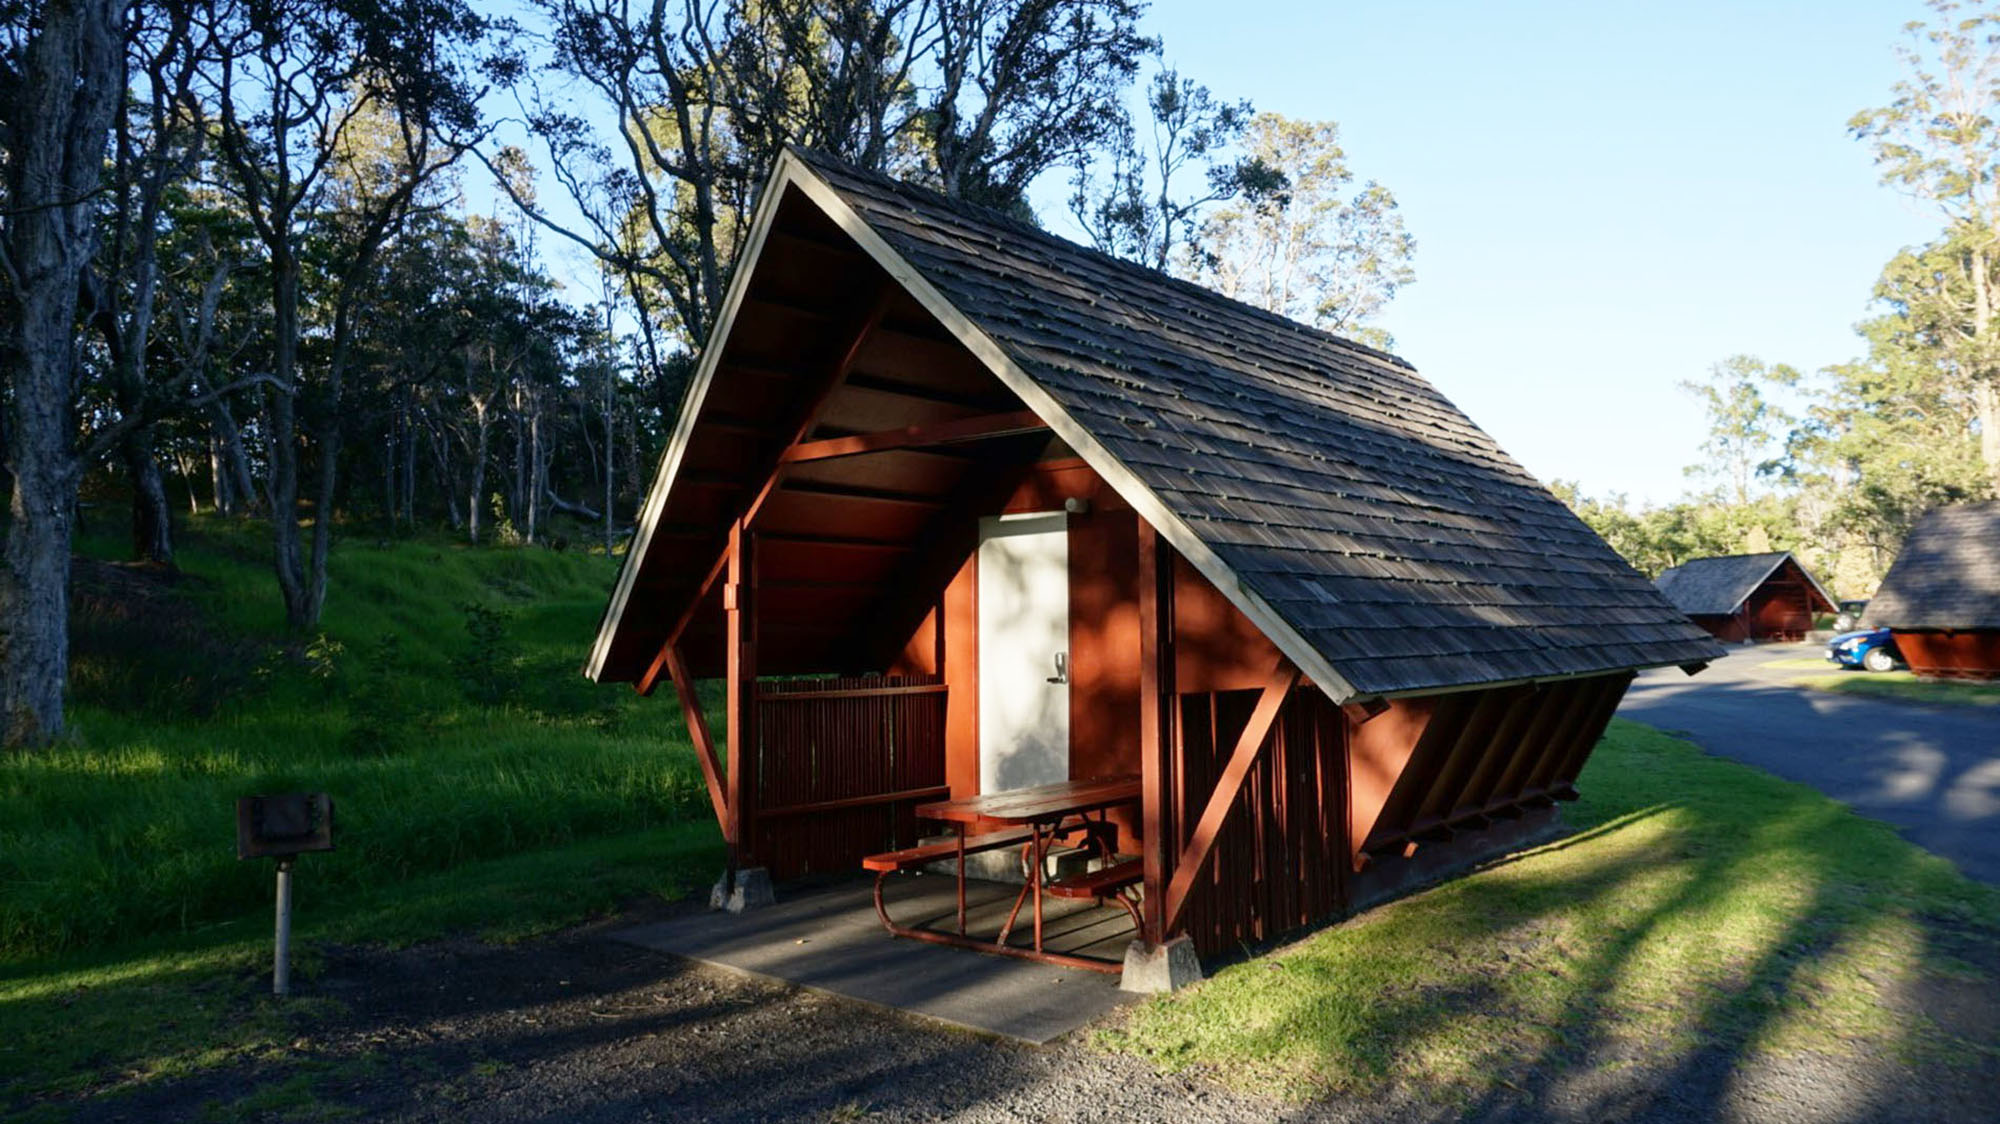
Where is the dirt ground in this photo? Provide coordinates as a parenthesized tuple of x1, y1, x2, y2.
(47, 903, 1999, 1124)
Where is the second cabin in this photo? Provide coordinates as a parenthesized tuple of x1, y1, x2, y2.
(1653, 551, 1837, 644)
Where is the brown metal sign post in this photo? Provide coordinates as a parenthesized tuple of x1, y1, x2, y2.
(235, 793, 335, 996)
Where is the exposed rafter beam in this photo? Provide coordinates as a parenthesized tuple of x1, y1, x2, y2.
(634, 288, 896, 694)
(779, 408, 1047, 465)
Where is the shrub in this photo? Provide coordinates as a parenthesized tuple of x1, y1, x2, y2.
(453, 602, 522, 705)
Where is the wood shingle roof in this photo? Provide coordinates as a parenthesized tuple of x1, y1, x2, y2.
(589, 148, 1724, 698)
(1863, 501, 2000, 631)
(1653, 552, 1834, 617)
(791, 150, 1720, 696)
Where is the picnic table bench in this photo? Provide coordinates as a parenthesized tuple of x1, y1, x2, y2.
(863, 776, 1141, 972)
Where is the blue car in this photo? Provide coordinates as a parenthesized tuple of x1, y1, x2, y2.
(1826, 627, 1903, 673)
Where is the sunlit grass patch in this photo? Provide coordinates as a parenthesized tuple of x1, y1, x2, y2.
(1100, 720, 2000, 1102)
(1799, 671, 2000, 707)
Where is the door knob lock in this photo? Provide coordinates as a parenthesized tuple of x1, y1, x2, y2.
(1046, 651, 1069, 684)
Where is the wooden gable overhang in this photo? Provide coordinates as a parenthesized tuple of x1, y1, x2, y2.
(587, 151, 1360, 702)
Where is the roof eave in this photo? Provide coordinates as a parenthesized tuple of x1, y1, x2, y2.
(780, 155, 1366, 704)
(583, 156, 805, 683)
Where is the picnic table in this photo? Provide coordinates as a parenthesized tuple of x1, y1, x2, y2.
(863, 775, 1142, 972)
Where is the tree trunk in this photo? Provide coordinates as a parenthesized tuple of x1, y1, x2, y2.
(210, 434, 230, 515)
(526, 396, 543, 544)
(0, 0, 123, 747)
(1979, 379, 2000, 492)
(266, 255, 314, 630)
(401, 400, 417, 529)
(468, 399, 491, 545)
(209, 398, 258, 516)
(426, 412, 462, 531)
(602, 379, 615, 556)
(124, 428, 173, 564)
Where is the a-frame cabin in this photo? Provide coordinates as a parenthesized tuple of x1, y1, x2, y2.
(1654, 552, 1837, 643)
(1864, 502, 2000, 679)
(587, 147, 1723, 983)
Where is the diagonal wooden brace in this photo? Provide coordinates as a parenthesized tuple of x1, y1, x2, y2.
(663, 643, 731, 841)
(1160, 658, 1300, 937)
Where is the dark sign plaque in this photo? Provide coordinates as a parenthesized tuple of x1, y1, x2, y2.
(235, 793, 335, 860)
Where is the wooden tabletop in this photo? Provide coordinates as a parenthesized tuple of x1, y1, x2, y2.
(915, 775, 1140, 826)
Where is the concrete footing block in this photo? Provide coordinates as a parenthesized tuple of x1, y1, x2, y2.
(1119, 936, 1203, 993)
(709, 867, 775, 913)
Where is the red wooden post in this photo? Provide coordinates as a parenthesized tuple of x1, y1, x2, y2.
(725, 519, 758, 869)
(1137, 521, 1174, 945)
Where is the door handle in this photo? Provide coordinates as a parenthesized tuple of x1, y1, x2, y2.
(1046, 651, 1069, 684)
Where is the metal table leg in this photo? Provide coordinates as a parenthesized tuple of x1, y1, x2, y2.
(955, 823, 967, 935)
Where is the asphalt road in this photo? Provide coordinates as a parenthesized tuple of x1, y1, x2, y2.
(1618, 642, 2000, 885)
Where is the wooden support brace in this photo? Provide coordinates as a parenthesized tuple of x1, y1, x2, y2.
(635, 290, 894, 694)
(778, 408, 1046, 464)
(1159, 658, 1300, 938)
(662, 643, 731, 840)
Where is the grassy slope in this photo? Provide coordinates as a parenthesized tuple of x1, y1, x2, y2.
(1102, 720, 2000, 1102)
(1, 518, 715, 962)
(1, 519, 727, 1108)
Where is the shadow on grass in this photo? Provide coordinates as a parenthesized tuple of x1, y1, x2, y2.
(0, 823, 726, 1117)
(1111, 721, 2000, 1121)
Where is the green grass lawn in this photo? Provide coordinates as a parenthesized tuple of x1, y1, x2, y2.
(3, 517, 715, 962)
(1753, 654, 1999, 706)
(1, 518, 728, 1109)
(1101, 719, 2000, 1103)
(1800, 670, 2000, 706)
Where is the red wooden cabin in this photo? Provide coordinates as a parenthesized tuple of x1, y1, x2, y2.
(1652, 552, 1837, 643)
(1863, 502, 2000, 680)
(587, 148, 1723, 986)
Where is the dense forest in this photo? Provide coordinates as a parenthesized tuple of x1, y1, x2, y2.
(1, 0, 1995, 750)
(0, 0, 1417, 748)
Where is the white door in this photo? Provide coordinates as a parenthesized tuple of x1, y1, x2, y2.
(977, 513, 1070, 794)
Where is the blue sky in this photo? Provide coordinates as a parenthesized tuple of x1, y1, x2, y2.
(1027, 0, 1943, 504)
(502, 1, 1943, 506)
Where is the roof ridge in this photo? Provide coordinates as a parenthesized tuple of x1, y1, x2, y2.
(782, 143, 1419, 374)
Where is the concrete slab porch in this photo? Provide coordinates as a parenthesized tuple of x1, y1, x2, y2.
(611, 874, 1138, 1044)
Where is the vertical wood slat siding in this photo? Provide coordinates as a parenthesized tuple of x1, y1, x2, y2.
(1356, 672, 1636, 862)
(749, 675, 947, 878)
(1170, 685, 1347, 958)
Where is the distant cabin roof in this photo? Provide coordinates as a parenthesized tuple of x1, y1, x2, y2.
(1863, 501, 2000, 631)
(1653, 552, 1836, 617)
(588, 147, 1723, 698)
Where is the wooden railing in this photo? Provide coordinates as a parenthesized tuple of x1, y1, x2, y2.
(750, 675, 948, 878)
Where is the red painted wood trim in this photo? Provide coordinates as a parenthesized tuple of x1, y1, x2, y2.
(1161, 658, 1300, 937)
(778, 408, 1047, 464)
(756, 683, 948, 701)
(1137, 521, 1169, 945)
(755, 785, 951, 820)
(663, 643, 731, 841)
(725, 520, 757, 866)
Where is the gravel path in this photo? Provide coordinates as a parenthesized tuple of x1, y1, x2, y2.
(59, 902, 1995, 1124)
